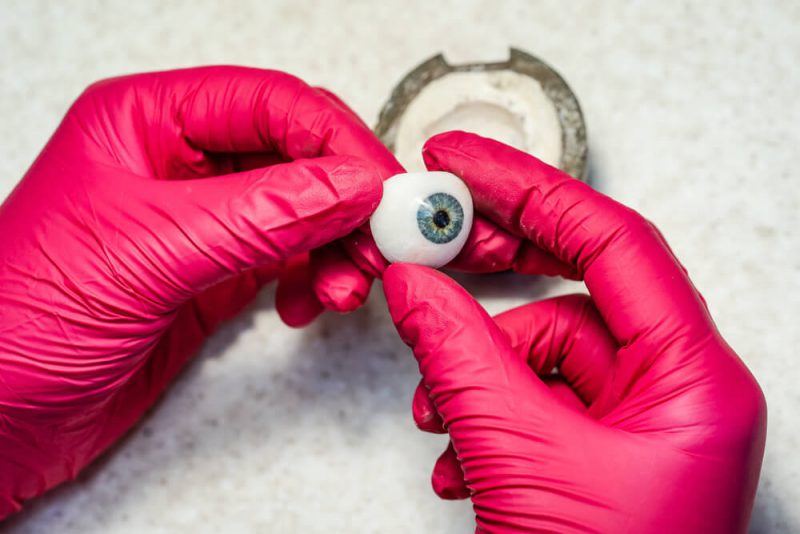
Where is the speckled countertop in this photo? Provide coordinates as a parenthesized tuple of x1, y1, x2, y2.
(0, 1, 798, 532)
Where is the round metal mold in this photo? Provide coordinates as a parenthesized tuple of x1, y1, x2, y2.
(374, 48, 588, 181)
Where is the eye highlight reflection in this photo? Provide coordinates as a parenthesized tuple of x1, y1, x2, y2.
(417, 192, 464, 244)
(369, 172, 473, 268)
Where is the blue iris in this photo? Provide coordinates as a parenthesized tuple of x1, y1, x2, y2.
(416, 193, 464, 244)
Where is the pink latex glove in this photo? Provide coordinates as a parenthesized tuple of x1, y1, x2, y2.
(383, 132, 767, 533)
(0, 66, 400, 518)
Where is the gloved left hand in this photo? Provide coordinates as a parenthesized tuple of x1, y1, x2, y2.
(0, 66, 399, 518)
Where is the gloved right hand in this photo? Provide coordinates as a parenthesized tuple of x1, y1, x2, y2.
(382, 132, 767, 533)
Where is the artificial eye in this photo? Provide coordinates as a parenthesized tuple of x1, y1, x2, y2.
(370, 172, 473, 268)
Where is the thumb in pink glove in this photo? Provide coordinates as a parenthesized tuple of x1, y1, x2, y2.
(382, 132, 766, 533)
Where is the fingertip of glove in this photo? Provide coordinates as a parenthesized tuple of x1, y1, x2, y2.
(423, 130, 467, 151)
(383, 264, 455, 344)
(412, 385, 445, 433)
(312, 248, 373, 313)
(382, 263, 429, 307)
(313, 155, 384, 210)
(275, 296, 324, 328)
(277, 308, 319, 328)
(431, 469, 469, 501)
(275, 259, 325, 328)
(315, 283, 368, 313)
(422, 131, 484, 171)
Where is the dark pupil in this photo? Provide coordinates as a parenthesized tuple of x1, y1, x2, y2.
(417, 192, 463, 245)
(432, 210, 450, 228)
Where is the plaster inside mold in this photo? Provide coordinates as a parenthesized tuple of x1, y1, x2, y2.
(394, 70, 563, 172)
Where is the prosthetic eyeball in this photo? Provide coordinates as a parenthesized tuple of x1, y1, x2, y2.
(370, 172, 473, 268)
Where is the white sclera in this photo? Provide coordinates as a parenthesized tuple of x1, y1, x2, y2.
(370, 172, 473, 268)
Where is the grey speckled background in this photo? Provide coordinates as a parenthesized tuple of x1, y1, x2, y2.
(1, 1, 798, 532)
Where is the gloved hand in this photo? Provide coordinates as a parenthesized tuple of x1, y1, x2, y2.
(383, 132, 767, 533)
(0, 66, 400, 518)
